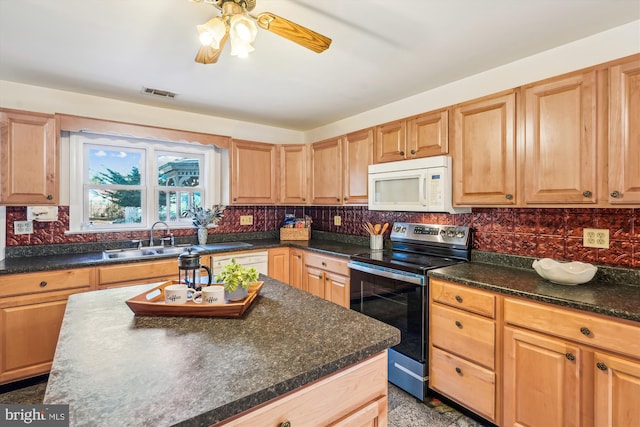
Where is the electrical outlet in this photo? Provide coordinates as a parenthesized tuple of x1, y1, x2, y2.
(334, 216, 342, 226)
(14, 220, 33, 234)
(240, 215, 253, 226)
(583, 228, 609, 249)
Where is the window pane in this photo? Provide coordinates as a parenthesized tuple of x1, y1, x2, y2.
(88, 189, 142, 224)
(158, 190, 201, 222)
(157, 154, 200, 187)
(88, 147, 142, 186)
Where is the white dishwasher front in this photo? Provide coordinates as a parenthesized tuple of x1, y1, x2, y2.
(211, 251, 268, 276)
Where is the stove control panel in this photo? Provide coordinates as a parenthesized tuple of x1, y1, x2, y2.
(390, 222, 470, 245)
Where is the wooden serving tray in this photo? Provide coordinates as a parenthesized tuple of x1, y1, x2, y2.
(125, 280, 264, 318)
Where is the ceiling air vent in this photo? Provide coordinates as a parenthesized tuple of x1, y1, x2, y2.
(141, 87, 177, 99)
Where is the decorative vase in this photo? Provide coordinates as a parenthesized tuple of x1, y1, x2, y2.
(224, 286, 248, 302)
(197, 227, 208, 245)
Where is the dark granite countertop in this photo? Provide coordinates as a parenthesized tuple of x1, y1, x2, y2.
(429, 262, 640, 323)
(0, 238, 369, 275)
(43, 275, 400, 426)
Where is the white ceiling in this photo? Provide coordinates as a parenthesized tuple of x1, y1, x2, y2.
(0, 0, 639, 131)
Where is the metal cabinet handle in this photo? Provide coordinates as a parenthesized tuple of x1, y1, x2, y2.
(321, 262, 326, 266)
(596, 362, 608, 371)
(455, 321, 462, 329)
(410, 149, 416, 155)
(343, 197, 348, 201)
(505, 193, 514, 200)
(279, 421, 291, 427)
(583, 190, 593, 198)
(336, 198, 340, 202)
(46, 194, 53, 200)
(455, 367, 462, 375)
(399, 151, 405, 156)
(565, 352, 576, 361)
(455, 295, 463, 303)
(233, 198, 237, 201)
(302, 198, 306, 202)
(39, 281, 47, 288)
(610, 191, 621, 198)
(580, 327, 591, 336)
(317, 275, 322, 280)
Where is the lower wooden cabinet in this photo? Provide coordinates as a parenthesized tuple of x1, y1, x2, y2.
(216, 351, 388, 427)
(0, 268, 93, 384)
(303, 252, 350, 308)
(96, 258, 177, 288)
(289, 248, 304, 290)
(268, 247, 289, 284)
(594, 351, 640, 427)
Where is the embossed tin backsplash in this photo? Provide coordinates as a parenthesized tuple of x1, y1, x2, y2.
(4, 206, 639, 268)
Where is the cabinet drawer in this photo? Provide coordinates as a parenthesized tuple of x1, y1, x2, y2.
(504, 297, 640, 359)
(217, 352, 387, 426)
(430, 347, 496, 422)
(97, 259, 177, 286)
(431, 303, 495, 369)
(0, 268, 92, 298)
(304, 252, 349, 276)
(430, 279, 495, 318)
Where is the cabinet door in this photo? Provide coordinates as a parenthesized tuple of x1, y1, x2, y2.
(503, 326, 582, 427)
(97, 258, 177, 288)
(310, 137, 343, 204)
(609, 57, 640, 204)
(304, 266, 325, 299)
(268, 247, 290, 284)
(524, 71, 597, 204)
(230, 139, 278, 204)
(594, 351, 640, 427)
(280, 144, 308, 204)
(407, 109, 449, 158)
(0, 299, 67, 383)
(0, 110, 58, 205)
(324, 272, 349, 308)
(374, 119, 406, 163)
(343, 128, 373, 205)
(453, 91, 517, 205)
(289, 249, 305, 290)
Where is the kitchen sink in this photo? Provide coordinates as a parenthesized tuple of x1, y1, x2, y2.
(102, 245, 192, 260)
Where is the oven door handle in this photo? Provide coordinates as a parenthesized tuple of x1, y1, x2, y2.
(348, 261, 425, 285)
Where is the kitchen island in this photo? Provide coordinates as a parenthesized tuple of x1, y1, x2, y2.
(43, 275, 400, 426)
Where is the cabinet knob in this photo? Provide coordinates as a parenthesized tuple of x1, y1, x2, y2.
(582, 190, 593, 198)
(399, 151, 405, 156)
(455, 320, 462, 329)
(233, 198, 237, 202)
(343, 197, 348, 201)
(317, 275, 322, 280)
(46, 194, 53, 200)
(596, 362, 608, 371)
(302, 198, 306, 202)
(410, 149, 416, 155)
(455, 295, 463, 303)
(321, 262, 326, 266)
(279, 421, 291, 427)
(336, 198, 340, 202)
(565, 352, 576, 361)
(610, 191, 621, 198)
(505, 193, 514, 200)
(580, 327, 591, 336)
(39, 281, 47, 288)
(455, 367, 462, 376)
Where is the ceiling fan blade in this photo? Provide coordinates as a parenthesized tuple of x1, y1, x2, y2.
(255, 12, 331, 53)
(194, 32, 229, 64)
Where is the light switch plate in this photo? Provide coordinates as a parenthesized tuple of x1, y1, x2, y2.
(334, 216, 342, 226)
(240, 215, 253, 226)
(583, 228, 609, 249)
(14, 220, 33, 234)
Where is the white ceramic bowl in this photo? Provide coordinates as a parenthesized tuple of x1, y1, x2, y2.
(532, 258, 597, 285)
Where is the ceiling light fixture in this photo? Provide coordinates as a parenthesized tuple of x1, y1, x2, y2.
(191, 0, 332, 65)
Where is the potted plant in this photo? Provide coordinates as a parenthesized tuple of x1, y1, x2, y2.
(182, 204, 225, 245)
(214, 258, 259, 301)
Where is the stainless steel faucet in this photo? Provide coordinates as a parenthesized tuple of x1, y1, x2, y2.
(149, 221, 171, 247)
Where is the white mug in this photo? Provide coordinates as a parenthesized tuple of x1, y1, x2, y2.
(199, 285, 225, 305)
(164, 284, 197, 304)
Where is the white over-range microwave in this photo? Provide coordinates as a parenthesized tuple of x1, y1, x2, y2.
(368, 156, 470, 213)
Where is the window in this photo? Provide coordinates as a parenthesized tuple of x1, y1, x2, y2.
(69, 133, 223, 232)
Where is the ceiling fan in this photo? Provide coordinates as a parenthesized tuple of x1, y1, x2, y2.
(191, 0, 332, 64)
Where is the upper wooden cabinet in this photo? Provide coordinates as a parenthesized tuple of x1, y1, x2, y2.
(230, 139, 278, 205)
(343, 128, 373, 205)
(608, 56, 640, 205)
(0, 109, 58, 205)
(310, 137, 343, 205)
(279, 144, 308, 204)
(374, 110, 448, 163)
(452, 90, 517, 206)
(523, 71, 598, 204)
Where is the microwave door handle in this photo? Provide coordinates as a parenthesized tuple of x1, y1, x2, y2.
(421, 176, 428, 206)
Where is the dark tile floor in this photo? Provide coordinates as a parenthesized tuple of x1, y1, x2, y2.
(0, 377, 490, 426)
